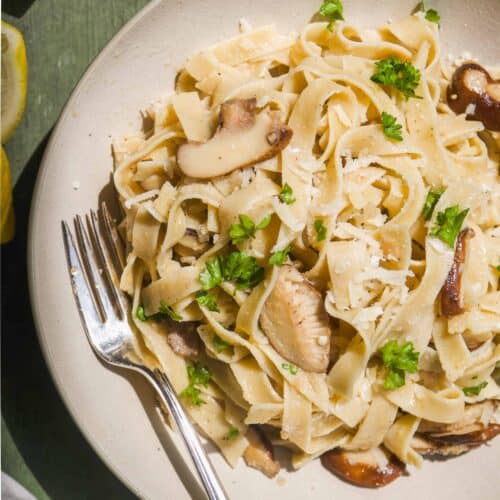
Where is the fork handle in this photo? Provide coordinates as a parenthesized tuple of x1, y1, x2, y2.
(149, 368, 229, 500)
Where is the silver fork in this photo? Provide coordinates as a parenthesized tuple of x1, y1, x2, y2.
(62, 203, 228, 500)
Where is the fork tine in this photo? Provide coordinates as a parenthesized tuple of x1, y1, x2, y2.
(101, 202, 126, 272)
(90, 209, 128, 319)
(62, 221, 103, 331)
(74, 214, 117, 322)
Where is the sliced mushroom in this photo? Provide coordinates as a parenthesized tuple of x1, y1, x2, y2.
(413, 401, 500, 457)
(243, 426, 280, 478)
(440, 227, 475, 317)
(321, 447, 405, 488)
(176, 98, 292, 178)
(447, 63, 500, 131)
(260, 265, 332, 373)
(166, 320, 200, 359)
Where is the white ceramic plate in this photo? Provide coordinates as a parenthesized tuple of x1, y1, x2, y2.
(29, 1, 500, 498)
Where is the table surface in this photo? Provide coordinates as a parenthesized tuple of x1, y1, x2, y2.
(1, 1, 152, 498)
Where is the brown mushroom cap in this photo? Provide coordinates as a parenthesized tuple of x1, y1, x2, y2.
(176, 98, 292, 178)
(440, 227, 475, 317)
(447, 63, 500, 131)
(321, 448, 405, 488)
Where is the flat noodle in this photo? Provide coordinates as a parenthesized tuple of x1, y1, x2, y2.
(112, 9, 500, 479)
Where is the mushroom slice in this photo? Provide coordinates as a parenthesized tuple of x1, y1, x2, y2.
(176, 98, 292, 178)
(440, 227, 475, 317)
(321, 448, 405, 488)
(260, 265, 332, 373)
(447, 63, 500, 131)
(243, 426, 280, 478)
(166, 320, 200, 359)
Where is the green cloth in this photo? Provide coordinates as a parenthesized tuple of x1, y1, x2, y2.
(1, 1, 150, 498)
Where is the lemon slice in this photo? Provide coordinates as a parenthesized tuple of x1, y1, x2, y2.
(1, 21, 28, 144)
(1, 146, 15, 242)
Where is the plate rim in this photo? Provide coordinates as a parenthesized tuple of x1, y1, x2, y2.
(27, 1, 163, 497)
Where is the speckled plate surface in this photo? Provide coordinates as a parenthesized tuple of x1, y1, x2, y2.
(28, 1, 500, 498)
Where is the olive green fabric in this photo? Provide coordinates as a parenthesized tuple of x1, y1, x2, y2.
(1, 1, 150, 498)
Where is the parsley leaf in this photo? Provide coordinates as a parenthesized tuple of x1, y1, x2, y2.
(381, 111, 403, 141)
(314, 219, 327, 241)
(195, 291, 219, 312)
(213, 334, 231, 353)
(158, 301, 182, 321)
(180, 363, 211, 406)
(199, 256, 224, 290)
(371, 57, 421, 99)
(422, 187, 445, 221)
(496, 265, 500, 272)
(136, 305, 147, 321)
(223, 425, 240, 440)
(223, 251, 265, 290)
(430, 205, 469, 248)
(230, 214, 272, 244)
(425, 8, 440, 24)
(136, 302, 181, 322)
(462, 381, 487, 397)
(279, 183, 296, 205)
(380, 340, 419, 390)
(282, 362, 298, 375)
(319, 0, 344, 30)
(269, 245, 291, 266)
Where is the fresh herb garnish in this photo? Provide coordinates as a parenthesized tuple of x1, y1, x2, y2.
(136, 302, 181, 322)
(371, 57, 421, 99)
(314, 219, 327, 242)
(223, 251, 265, 290)
(496, 265, 500, 272)
(462, 381, 487, 397)
(380, 340, 419, 390)
(420, 1, 440, 25)
(200, 252, 265, 292)
(229, 214, 272, 244)
(381, 111, 403, 141)
(430, 205, 469, 248)
(269, 245, 291, 266)
(199, 255, 224, 290)
(422, 187, 445, 221)
(195, 290, 219, 312)
(279, 183, 296, 205)
(180, 363, 211, 406)
(213, 334, 231, 353)
(319, 0, 344, 30)
(223, 425, 240, 440)
(282, 362, 298, 375)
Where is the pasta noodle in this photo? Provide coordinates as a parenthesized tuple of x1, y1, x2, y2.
(112, 6, 500, 486)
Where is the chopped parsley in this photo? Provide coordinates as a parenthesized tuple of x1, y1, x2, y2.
(200, 252, 265, 292)
(314, 219, 327, 242)
(422, 187, 445, 221)
(381, 111, 403, 141)
(319, 0, 344, 31)
(279, 183, 296, 205)
(380, 340, 419, 390)
(229, 214, 272, 244)
(269, 245, 291, 266)
(496, 265, 500, 272)
(199, 255, 224, 290)
(420, 1, 440, 25)
(430, 205, 469, 248)
(195, 291, 219, 312)
(223, 425, 240, 440)
(462, 381, 487, 397)
(180, 363, 211, 406)
(213, 335, 231, 353)
(135, 302, 181, 322)
(371, 57, 421, 99)
(282, 362, 298, 375)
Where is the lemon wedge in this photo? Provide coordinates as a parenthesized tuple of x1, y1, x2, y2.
(1, 21, 28, 144)
(1, 146, 15, 243)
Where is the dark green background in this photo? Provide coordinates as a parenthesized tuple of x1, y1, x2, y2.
(2, 1, 152, 498)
